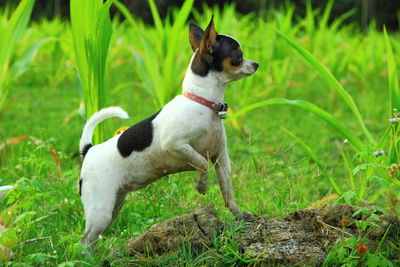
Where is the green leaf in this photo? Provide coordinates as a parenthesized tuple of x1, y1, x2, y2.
(280, 127, 343, 193)
(369, 213, 381, 222)
(337, 143, 355, 189)
(9, 37, 57, 79)
(281, 127, 325, 170)
(383, 27, 400, 163)
(113, 0, 137, 26)
(0, 229, 18, 249)
(0, 0, 35, 110)
(121, 0, 194, 108)
(366, 254, 395, 267)
(272, 27, 375, 145)
(228, 98, 364, 151)
(352, 163, 379, 176)
(383, 27, 400, 112)
(148, 0, 163, 34)
(70, 0, 114, 144)
(342, 191, 357, 204)
(370, 175, 389, 188)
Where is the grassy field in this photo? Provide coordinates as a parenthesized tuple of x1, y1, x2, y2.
(1, 0, 400, 265)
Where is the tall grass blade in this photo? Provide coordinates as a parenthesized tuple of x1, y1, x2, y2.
(320, 0, 334, 30)
(383, 27, 400, 163)
(330, 8, 357, 32)
(281, 128, 343, 194)
(122, 0, 194, 108)
(337, 143, 355, 189)
(148, 0, 163, 34)
(9, 37, 56, 79)
(304, 0, 316, 37)
(272, 28, 376, 145)
(70, 0, 114, 144)
(0, 0, 35, 110)
(162, 0, 194, 103)
(281, 127, 325, 170)
(113, 0, 137, 27)
(228, 98, 364, 151)
(383, 27, 400, 113)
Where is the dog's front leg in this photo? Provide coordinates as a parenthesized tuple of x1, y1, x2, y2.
(196, 172, 208, 194)
(213, 144, 242, 217)
(164, 142, 209, 173)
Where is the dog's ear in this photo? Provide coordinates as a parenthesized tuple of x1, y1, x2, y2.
(189, 23, 204, 52)
(199, 16, 218, 64)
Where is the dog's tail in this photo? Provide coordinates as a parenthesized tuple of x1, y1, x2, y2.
(79, 107, 129, 157)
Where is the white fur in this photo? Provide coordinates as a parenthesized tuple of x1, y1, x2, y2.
(182, 52, 226, 102)
(79, 37, 258, 249)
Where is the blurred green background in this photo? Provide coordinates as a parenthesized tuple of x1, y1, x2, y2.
(2, 0, 400, 30)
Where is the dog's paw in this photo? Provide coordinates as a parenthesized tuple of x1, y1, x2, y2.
(196, 172, 208, 195)
(241, 210, 254, 221)
(234, 210, 253, 221)
(196, 183, 207, 195)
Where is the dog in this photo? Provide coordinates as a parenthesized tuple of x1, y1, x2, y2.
(79, 17, 258, 247)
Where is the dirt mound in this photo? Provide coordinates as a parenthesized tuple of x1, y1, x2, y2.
(124, 204, 399, 265)
(127, 206, 222, 254)
(240, 204, 359, 265)
(240, 216, 326, 265)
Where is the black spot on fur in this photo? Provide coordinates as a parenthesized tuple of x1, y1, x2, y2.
(191, 34, 241, 76)
(117, 111, 160, 157)
(79, 179, 82, 196)
(81, 144, 93, 158)
(191, 56, 210, 76)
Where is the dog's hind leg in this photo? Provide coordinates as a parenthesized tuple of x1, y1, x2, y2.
(80, 177, 119, 248)
(112, 191, 127, 219)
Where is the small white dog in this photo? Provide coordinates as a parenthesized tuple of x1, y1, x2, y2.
(79, 18, 258, 247)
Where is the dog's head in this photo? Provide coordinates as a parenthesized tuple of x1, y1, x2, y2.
(188, 17, 258, 84)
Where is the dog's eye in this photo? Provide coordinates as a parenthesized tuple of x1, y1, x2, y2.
(231, 50, 243, 66)
(231, 58, 241, 66)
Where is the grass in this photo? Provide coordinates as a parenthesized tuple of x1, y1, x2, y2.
(70, 0, 114, 144)
(0, 0, 399, 265)
(0, 0, 35, 110)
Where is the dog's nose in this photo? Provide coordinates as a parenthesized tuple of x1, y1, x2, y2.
(252, 62, 259, 71)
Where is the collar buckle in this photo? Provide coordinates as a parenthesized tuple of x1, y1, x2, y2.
(183, 92, 229, 120)
(216, 103, 228, 119)
(217, 111, 227, 119)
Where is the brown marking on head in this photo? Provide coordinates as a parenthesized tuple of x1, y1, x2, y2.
(221, 46, 244, 72)
(222, 56, 244, 72)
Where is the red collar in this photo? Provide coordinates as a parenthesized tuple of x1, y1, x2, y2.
(183, 92, 228, 119)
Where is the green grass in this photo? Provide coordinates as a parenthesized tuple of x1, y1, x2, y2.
(0, 0, 35, 110)
(0, 0, 400, 265)
(70, 0, 114, 144)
